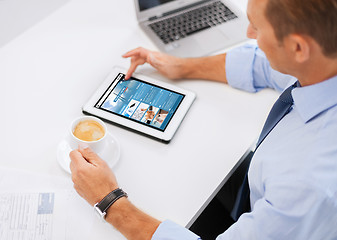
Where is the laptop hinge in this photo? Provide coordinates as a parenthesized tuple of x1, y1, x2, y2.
(148, 0, 210, 21)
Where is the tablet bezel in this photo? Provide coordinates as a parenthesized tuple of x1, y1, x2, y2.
(82, 66, 196, 142)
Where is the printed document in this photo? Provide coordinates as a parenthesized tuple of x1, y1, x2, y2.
(0, 192, 56, 240)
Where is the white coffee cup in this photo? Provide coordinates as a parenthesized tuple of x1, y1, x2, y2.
(69, 116, 107, 153)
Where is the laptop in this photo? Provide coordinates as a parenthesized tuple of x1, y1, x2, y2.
(134, 0, 249, 57)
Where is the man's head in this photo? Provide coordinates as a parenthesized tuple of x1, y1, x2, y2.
(247, 0, 337, 84)
(265, 0, 337, 59)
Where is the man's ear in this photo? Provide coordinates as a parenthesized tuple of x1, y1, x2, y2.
(287, 34, 310, 63)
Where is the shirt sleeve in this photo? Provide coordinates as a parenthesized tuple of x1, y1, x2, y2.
(225, 43, 296, 93)
(151, 220, 201, 240)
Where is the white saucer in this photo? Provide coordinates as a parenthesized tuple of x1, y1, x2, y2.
(57, 132, 120, 174)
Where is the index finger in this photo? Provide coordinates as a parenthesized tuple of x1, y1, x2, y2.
(125, 60, 139, 80)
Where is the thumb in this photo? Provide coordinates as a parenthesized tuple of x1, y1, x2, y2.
(78, 143, 103, 166)
(69, 149, 87, 172)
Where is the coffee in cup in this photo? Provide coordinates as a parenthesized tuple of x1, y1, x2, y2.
(73, 119, 105, 142)
(69, 116, 107, 152)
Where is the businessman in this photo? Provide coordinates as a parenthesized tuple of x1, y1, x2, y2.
(70, 0, 337, 239)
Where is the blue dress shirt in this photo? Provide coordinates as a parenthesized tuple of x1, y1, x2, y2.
(151, 44, 337, 240)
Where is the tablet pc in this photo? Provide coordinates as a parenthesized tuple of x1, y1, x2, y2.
(82, 67, 196, 142)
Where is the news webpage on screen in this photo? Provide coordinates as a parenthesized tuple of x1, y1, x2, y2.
(95, 73, 184, 131)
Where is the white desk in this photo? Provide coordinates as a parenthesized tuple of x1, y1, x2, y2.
(0, 0, 278, 239)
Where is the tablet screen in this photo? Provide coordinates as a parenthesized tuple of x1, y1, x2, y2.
(94, 73, 185, 131)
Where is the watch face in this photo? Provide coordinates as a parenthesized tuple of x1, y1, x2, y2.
(94, 204, 107, 220)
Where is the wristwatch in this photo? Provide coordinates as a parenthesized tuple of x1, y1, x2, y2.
(94, 188, 128, 220)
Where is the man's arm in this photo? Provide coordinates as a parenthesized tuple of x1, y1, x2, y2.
(122, 47, 228, 83)
(69, 145, 160, 240)
(123, 45, 296, 93)
(105, 198, 161, 240)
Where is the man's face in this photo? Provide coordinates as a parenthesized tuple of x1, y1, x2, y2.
(246, 0, 292, 74)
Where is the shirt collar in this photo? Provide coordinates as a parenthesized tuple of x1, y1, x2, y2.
(292, 75, 337, 123)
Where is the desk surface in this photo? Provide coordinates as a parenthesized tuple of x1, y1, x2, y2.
(0, 0, 278, 239)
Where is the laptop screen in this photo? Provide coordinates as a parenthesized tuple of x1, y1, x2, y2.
(139, 0, 175, 11)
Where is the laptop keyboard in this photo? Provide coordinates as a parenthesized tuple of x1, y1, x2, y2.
(149, 1, 238, 44)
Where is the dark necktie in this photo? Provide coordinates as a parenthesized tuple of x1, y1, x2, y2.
(230, 81, 299, 221)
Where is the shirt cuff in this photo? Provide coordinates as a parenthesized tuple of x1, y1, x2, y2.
(226, 44, 259, 93)
(151, 220, 201, 240)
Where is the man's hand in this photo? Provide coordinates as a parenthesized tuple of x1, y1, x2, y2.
(123, 47, 228, 83)
(122, 47, 187, 80)
(70, 145, 161, 240)
(69, 145, 119, 206)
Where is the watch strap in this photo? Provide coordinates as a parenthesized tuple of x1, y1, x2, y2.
(95, 188, 127, 217)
